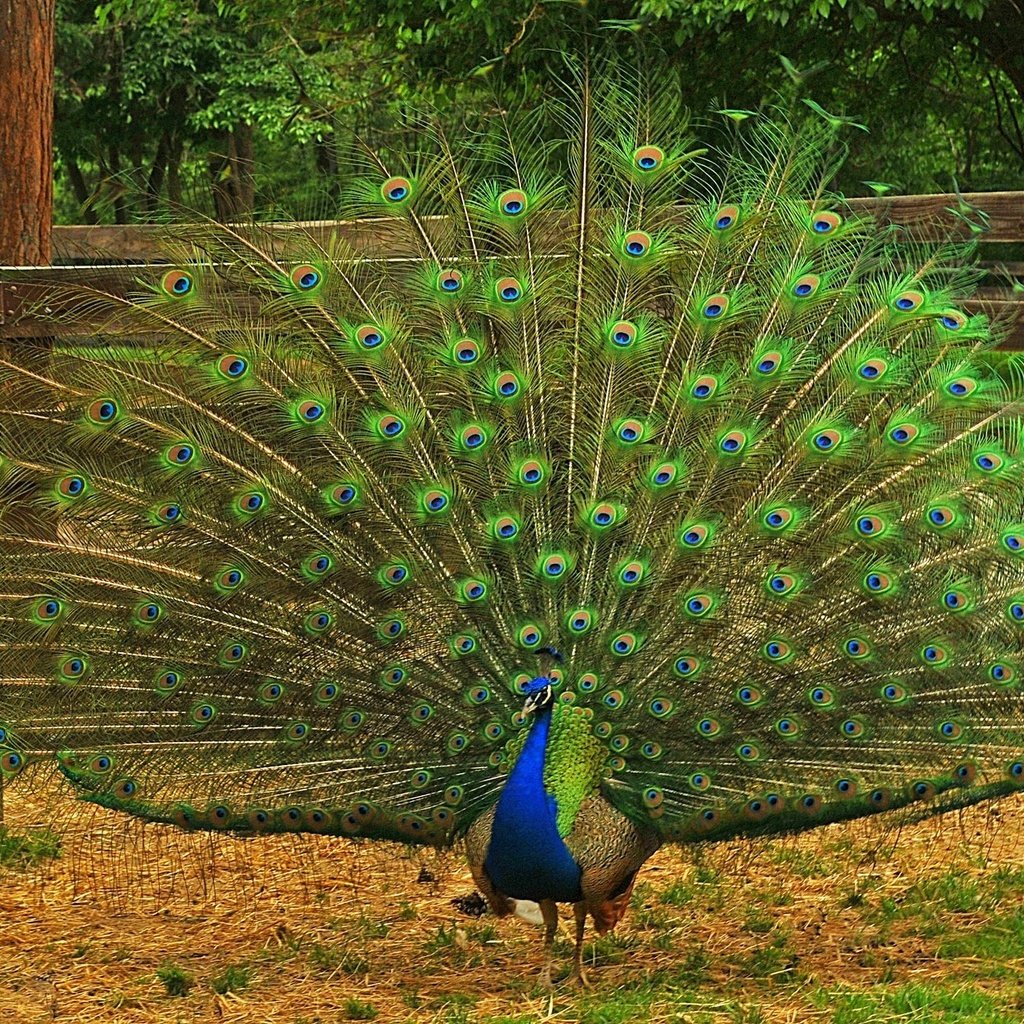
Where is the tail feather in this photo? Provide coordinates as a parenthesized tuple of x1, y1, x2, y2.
(1, 70, 1023, 848)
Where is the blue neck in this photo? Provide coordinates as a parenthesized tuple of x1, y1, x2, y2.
(483, 706, 582, 902)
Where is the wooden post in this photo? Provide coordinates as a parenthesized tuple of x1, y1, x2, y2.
(0, 1, 56, 267)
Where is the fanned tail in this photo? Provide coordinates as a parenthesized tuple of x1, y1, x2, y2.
(1, 68, 1023, 849)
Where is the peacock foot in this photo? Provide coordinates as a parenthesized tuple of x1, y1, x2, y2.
(564, 967, 592, 990)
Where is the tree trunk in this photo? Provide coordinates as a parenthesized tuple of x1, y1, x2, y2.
(0, 1, 55, 266)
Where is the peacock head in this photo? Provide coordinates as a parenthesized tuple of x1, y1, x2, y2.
(522, 675, 555, 716)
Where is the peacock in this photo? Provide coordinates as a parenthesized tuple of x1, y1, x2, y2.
(2, 66, 1024, 989)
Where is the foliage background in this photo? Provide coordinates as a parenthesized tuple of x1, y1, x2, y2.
(53, 0, 1024, 222)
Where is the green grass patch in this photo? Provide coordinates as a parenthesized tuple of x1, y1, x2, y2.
(155, 962, 194, 997)
(210, 963, 253, 994)
(344, 997, 377, 1020)
(823, 983, 1022, 1023)
(0, 826, 60, 869)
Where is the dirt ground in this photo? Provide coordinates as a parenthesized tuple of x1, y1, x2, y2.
(3, 780, 1024, 1023)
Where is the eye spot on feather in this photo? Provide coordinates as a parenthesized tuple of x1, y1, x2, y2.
(766, 573, 796, 596)
(616, 418, 644, 443)
(490, 514, 520, 541)
(147, 666, 181, 698)
(763, 640, 792, 661)
(218, 354, 249, 379)
(926, 505, 957, 529)
(377, 413, 406, 439)
(684, 593, 714, 618)
(811, 427, 841, 452)
(809, 686, 834, 708)
(671, 655, 701, 679)
(989, 662, 1016, 685)
(381, 665, 407, 688)
(754, 351, 782, 376)
(306, 553, 333, 577)
(616, 559, 646, 586)
(377, 617, 405, 641)
(691, 375, 718, 400)
(355, 324, 386, 349)
(327, 482, 358, 508)
(493, 371, 521, 398)
(719, 429, 747, 454)
(762, 507, 793, 530)
(165, 442, 196, 467)
(450, 337, 481, 366)
(495, 277, 523, 303)
(858, 358, 888, 381)
(649, 462, 678, 487)
(237, 491, 266, 514)
(517, 625, 542, 649)
(696, 717, 721, 738)
(381, 176, 412, 203)
(881, 681, 909, 704)
(736, 686, 762, 706)
(460, 579, 487, 602)
(974, 451, 1004, 473)
(259, 681, 285, 703)
(855, 514, 885, 538)
(609, 320, 638, 348)
(437, 269, 464, 294)
(589, 502, 618, 529)
(190, 702, 216, 726)
(55, 474, 87, 501)
(938, 720, 964, 741)
(688, 772, 711, 792)
(149, 502, 181, 525)
(893, 289, 924, 312)
(517, 458, 545, 485)
(713, 204, 739, 230)
(540, 553, 568, 578)
(633, 145, 665, 172)
(1001, 529, 1024, 555)
(702, 293, 729, 319)
(291, 265, 321, 291)
(737, 742, 760, 762)
(315, 682, 340, 704)
(1008, 600, 1024, 623)
(810, 212, 841, 234)
(161, 269, 193, 297)
(135, 601, 162, 624)
(60, 655, 88, 681)
(498, 188, 527, 215)
(791, 274, 820, 298)
(87, 398, 119, 425)
(888, 422, 918, 445)
(622, 231, 651, 258)
(864, 571, 893, 595)
(936, 310, 966, 331)
(678, 523, 710, 549)
(297, 400, 326, 423)
(421, 489, 450, 514)
(610, 633, 639, 656)
(945, 376, 977, 398)
(921, 644, 948, 666)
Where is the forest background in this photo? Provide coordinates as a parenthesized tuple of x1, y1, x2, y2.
(51, 0, 1024, 224)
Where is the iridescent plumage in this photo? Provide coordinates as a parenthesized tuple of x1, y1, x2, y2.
(1, 66, 1023, 986)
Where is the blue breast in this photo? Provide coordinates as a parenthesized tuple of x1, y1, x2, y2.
(483, 708, 583, 902)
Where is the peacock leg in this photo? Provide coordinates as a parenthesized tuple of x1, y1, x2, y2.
(565, 901, 592, 988)
(538, 899, 559, 988)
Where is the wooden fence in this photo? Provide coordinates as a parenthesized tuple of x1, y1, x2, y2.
(1, 191, 1022, 345)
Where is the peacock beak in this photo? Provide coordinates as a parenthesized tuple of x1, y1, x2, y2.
(522, 682, 552, 716)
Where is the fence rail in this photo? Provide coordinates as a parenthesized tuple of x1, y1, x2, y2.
(1, 191, 1022, 345)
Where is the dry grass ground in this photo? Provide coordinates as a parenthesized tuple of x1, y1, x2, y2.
(4, 780, 1024, 1024)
